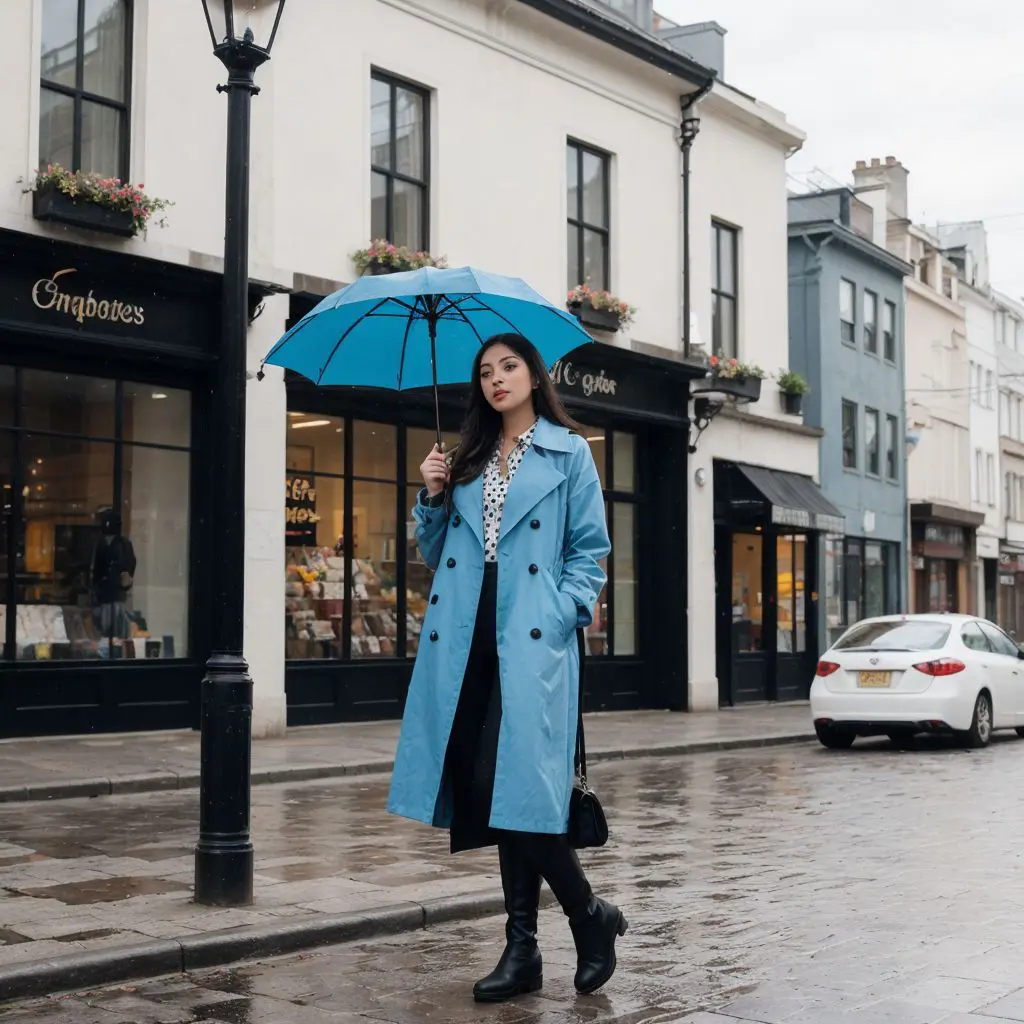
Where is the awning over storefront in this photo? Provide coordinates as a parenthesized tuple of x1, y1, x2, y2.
(724, 462, 846, 534)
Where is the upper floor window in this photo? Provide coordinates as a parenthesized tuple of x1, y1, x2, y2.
(863, 290, 878, 354)
(842, 400, 857, 469)
(883, 300, 896, 362)
(865, 408, 880, 476)
(711, 221, 738, 359)
(566, 141, 610, 291)
(39, 0, 131, 179)
(839, 279, 855, 345)
(886, 415, 899, 481)
(371, 71, 429, 250)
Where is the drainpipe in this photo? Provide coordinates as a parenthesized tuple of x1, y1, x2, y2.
(679, 82, 714, 360)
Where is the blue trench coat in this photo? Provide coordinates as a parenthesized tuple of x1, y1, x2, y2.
(387, 417, 611, 835)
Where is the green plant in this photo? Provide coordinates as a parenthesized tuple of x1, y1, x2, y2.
(567, 284, 636, 327)
(352, 240, 447, 273)
(776, 368, 810, 395)
(25, 164, 172, 235)
(707, 350, 766, 380)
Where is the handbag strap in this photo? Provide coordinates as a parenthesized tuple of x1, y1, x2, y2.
(575, 626, 587, 781)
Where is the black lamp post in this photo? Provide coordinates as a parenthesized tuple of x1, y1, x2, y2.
(194, 0, 286, 908)
(679, 110, 701, 360)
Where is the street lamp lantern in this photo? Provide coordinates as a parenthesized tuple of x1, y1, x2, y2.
(202, 0, 286, 55)
(193, 0, 285, 909)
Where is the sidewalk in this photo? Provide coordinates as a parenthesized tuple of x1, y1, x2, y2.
(0, 704, 814, 804)
(0, 705, 814, 1002)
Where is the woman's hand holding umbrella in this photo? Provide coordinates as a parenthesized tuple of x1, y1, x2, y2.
(421, 444, 450, 497)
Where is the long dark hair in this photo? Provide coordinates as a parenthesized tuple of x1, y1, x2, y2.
(449, 333, 581, 485)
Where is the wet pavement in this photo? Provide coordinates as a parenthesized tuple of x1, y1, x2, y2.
(0, 706, 814, 803)
(7, 733, 1024, 1020)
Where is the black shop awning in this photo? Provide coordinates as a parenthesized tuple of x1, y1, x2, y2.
(716, 462, 845, 534)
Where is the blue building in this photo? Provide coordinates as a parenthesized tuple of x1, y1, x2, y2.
(788, 190, 911, 646)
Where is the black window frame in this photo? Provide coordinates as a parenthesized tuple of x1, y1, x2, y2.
(711, 220, 739, 359)
(883, 299, 897, 363)
(39, 0, 133, 179)
(566, 139, 611, 292)
(839, 279, 856, 346)
(863, 289, 878, 354)
(865, 407, 880, 477)
(370, 69, 431, 251)
(885, 414, 899, 481)
(842, 399, 858, 470)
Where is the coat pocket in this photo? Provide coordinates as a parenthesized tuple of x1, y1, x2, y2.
(541, 568, 577, 644)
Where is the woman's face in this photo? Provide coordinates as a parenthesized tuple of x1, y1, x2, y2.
(479, 343, 535, 415)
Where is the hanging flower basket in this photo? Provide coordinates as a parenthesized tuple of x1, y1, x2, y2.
(352, 240, 447, 275)
(776, 368, 809, 415)
(690, 351, 766, 404)
(25, 165, 171, 238)
(566, 285, 635, 333)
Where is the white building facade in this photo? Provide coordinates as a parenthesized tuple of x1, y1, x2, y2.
(0, 0, 820, 737)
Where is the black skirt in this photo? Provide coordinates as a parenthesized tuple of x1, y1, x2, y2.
(445, 562, 502, 853)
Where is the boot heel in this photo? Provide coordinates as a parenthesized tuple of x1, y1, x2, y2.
(617, 913, 628, 937)
(522, 975, 543, 995)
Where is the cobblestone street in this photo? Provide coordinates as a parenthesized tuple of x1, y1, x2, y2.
(6, 735, 1024, 1021)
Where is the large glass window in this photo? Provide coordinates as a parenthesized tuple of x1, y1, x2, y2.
(567, 141, 610, 291)
(731, 533, 763, 653)
(40, 0, 130, 178)
(776, 534, 807, 654)
(371, 71, 429, 250)
(824, 534, 845, 645)
(1, 367, 190, 662)
(711, 221, 738, 359)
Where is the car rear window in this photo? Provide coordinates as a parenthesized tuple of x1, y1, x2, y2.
(833, 620, 951, 652)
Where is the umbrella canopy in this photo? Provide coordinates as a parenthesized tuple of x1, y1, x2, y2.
(260, 265, 592, 392)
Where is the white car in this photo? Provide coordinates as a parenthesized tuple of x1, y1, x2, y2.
(810, 614, 1024, 750)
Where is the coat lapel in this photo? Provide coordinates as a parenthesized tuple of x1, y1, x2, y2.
(453, 475, 485, 548)
(499, 446, 566, 544)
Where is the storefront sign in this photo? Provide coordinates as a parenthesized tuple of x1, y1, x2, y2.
(550, 359, 619, 400)
(915, 523, 966, 559)
(771, 505, 812, 529)
(31, 268, 145, 325)
(285, 476, 320, 544)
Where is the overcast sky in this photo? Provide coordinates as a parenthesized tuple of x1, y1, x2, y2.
(656, 0, 1024, 300)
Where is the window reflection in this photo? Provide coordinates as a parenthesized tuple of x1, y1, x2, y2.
(731, 534, 762, 653)
(352, 480, 398, 658)
(612, 503, 636, 655)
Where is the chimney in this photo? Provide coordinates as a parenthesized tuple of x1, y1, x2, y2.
(852, 156, 909, 221)
(657, 21, 726, 78)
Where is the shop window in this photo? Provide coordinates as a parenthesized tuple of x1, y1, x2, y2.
(40, 0, 131, 179)
(864, 541, 885, 619)
(843, 539, 864, 625)
(731, 533, 763, 653)
(0, 366, 13, 424)
(567, 140, 610, 291)
(581, 427, 608, 490)
(1, 365, 191, 662)
(776, 534, 808, 654)
(351, 480, 398, 659)
(123, 382, 190, 447)
(712, 222, 738, 359)
(0, 433, 13, 657)
(354, 420, 397, 480)
(824, 534, 845, 645)
(612, 503, 636, 656)
(371, 71, 429, 250)
(612, 431, 635, 493)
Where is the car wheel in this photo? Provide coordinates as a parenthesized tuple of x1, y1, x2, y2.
(888, 732, 916, 749)
(815, 723, 855, 750)
(959, 692, 993, 749)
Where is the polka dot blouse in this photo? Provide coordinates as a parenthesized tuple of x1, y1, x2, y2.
(483, 421, 538, 562)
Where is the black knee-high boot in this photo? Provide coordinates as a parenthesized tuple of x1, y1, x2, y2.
(512, 833, 627, 995)
(473, 842, 543, 1002)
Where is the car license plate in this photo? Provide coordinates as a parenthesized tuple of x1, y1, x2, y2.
(858, 671, 891, 688)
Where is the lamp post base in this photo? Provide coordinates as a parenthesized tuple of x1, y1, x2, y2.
(194, 653, 254, 907)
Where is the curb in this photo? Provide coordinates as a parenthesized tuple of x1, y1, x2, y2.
(0, 890, 541, 1003)
(0, 733, 815, 805)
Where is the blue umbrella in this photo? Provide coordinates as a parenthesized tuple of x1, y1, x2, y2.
(259, 265, 592, 443)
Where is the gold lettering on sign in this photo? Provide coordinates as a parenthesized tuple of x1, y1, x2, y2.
(31, 268, 145, 326)
(550, 359, 618, 399)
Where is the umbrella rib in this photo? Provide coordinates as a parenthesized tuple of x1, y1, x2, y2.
(262, 312, 317, 365)
(395, 296, 421, 390)
(314, 297, 392, 386)
(447, 301, 487, 347)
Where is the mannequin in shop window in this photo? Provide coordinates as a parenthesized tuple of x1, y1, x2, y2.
(91, 509, 136, 645)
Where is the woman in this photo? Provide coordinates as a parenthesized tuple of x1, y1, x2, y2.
(387, 333, 626, 1002)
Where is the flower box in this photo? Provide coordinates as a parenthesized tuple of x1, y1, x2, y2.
(32, 186, 135, 238)
(691, 374, 763, 404)
(365, 261, 403, 276)
(781, 391, 804, 416)
(568, 301, 621, 333)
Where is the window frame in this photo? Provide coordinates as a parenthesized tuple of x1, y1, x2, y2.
(863, 289, 878, 354)
(839, 279, 856, 346)
(883, 300, 897, 363)
(370, 68, 431, 251)
(566, 139, 611, 292)
(842, 399, 858, 470)
(885, 414, 899, 481)
(39, 0, 133, 179)
(864, 407, 880, 476)
(711, 220, 739, 359)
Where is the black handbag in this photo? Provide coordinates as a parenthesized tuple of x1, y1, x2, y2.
(568, 627, 609, 849)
